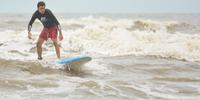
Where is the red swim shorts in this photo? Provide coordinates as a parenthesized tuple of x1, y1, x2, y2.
(40, 26, 58, 41)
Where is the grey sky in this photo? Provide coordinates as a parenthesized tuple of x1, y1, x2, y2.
(0, 0, 199, 13)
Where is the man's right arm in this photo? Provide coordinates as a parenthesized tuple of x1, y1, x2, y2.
(28, 12, 37, 32)
(27, 12, 37, 39)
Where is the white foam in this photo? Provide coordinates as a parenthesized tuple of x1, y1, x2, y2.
(82, 59, 112, 76)
(0, 17, 200, 62)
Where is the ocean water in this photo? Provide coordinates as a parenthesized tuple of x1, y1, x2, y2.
(0, 13, 200, 100)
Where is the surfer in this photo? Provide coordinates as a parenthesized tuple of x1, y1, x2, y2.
(27, 1, 63, 60)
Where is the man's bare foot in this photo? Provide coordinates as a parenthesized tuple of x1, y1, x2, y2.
(38, 57, 43, 60)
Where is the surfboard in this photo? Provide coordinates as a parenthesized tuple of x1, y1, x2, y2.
(58, 56, 92, 64)
(57, 56, 92, 71)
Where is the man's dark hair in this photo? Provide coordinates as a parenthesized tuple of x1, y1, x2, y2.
(37, 1, 45, 8)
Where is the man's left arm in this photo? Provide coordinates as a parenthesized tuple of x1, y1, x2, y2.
(48, 9, 63, 40)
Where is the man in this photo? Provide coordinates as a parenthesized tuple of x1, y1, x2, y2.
(28, 1, 63, 60)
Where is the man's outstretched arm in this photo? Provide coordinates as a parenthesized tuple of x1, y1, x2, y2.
(27, 12, 37, 39)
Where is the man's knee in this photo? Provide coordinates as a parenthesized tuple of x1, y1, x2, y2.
(53, 41, 58, 46)
(37, 42, 41, 47)
(37, 40, 43, 47)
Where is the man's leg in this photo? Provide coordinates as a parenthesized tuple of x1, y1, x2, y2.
(52, 39, 60, 59)
(36, 37, 45, 60)
(49, 26, 60, 59)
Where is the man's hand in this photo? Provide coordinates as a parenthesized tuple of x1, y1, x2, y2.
(59, 33, 63, 41)
(28, 32, 32, 39)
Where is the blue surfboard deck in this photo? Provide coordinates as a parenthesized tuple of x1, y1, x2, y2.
(57, 56, 92, 64)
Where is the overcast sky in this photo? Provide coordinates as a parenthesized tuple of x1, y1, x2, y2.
(0, 0, 199, 13)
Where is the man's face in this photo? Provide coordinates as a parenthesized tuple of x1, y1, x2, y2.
(38, 6, 45, 14)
